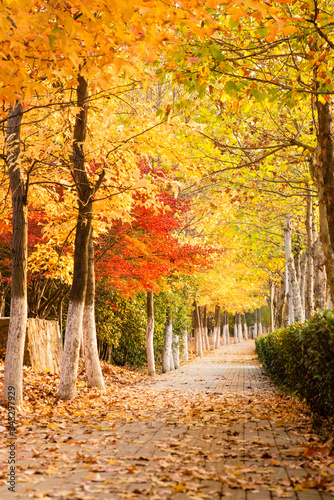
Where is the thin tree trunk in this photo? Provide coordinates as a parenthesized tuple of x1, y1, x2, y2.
(215, 306, 221, 349)
(226, 312, 230, 344)
(222, 311, 227, 345)
(194, 301, 203, 356)
(285, 216, 304, 323)
(203, 305, 210, 350)
(83, 231, 105, 389)
(172, 333, 180, 369)
(269, 281, 275, 332)
(182, 327, 188, 363)
(253, 309, 258, 338)
(243, 315, 248, 339)
(145, 291, 155, 376)
(306, 196, 315, 319)
(59, 76, 94, 400)
(3, 101, 27, 406)
(258, 309, 263, 336)
(313, 237, 327, 310)
(234, 314, 238, 343)
(170, 350, 175, 371)
(300, 253, 307, 317)
(237, 313, 243, 342)
(162, 312, 173, 373)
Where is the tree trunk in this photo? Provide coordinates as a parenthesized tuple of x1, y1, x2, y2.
(306, 195, 315, 319)
(258, 309, 263, 336)
(237, 314, 243, 342)
(313, 237, 327, 310)
(312, 98, 334, 303)
(145, 290, 155, 376)
(170, 349, 175, 371)
(83, 231, 105, 389)
(269, 281, 275, 332)
(234, 314, 238, 343)
(172, 333, 180, 369)
(215, 305, 221, 349)
(194, 301, 203, 356)
(226, 312, 230, 344)
(300, 253, 307, 317)
(59, 76, 94, 400)
(203, 305, 210, 350)
(3, 101, 27, 406)
(182, 327, 188, 363)
(285, 216, 304, 323)
(253, 309, 258, 338)
(243, 315, 248, 339)
(162, 312, 173, 373)
(222, 311, 227, 345)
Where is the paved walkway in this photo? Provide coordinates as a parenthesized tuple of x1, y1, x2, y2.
(1, 341, 333, 499)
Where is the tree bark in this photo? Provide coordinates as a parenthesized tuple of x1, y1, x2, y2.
(83, 231, 105, 389)
(3, 101, 27, 406)
(313, 237, 327, 310)
(243, 314, 248, 339)
(253, 309, 258, 338)
(146, 291, 155, 376)
(215, 305, 221, 349)
(194, 301, 203, 356)
(258, 309, 263, 336)
(237, 313, 243, 342)
(172, 333, 180, 369)
(203, 305, 210, 350)
(162, 312, 173, 373)
(312, 98, 334, 303)
(285, 216, 304, 323)
(59, 76, 94, 399)
(300, 253, 307, 317)
(182, 327, 188, 363)
(306, 195, 315, 319)
(269, 281, 275, 332)
(234, 314, 238, 343)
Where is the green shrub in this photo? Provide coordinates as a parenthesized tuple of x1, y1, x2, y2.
(255, 310, 334, 420)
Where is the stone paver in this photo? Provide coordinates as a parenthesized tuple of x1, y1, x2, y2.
(0, 341, 332, 499)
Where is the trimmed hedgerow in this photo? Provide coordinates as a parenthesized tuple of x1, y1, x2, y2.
(255, 310, 334, 420)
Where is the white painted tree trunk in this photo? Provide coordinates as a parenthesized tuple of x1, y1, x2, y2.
(306, 197, 315, 319)
(83, 232, 105, 389)
(182, 328, 188, 363)
(170, 350, 175, 371)
(222, 312, 227, 345)
(237, 314, 243, 342)
(59, 301, 85, 399)
(172, 334, 180, 369)
(253, 310, 258, 339)
(214, 306, 221, 349)
(162, 313, 173, 373)
(313, 237, 327, 310)
(234, 315, 238, 343)
(3, 102, 27, 406)
(226, 313, 230, 344)
(243, 315, 248, 339)
(258, 309, 263, 336)
(146, 291, 155, 376)
(193, 302, 202, 356)
(285, 216, 304, 323)
(300, 253, 307, 315)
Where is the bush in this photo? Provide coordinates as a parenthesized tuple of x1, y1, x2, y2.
(255, 310, 334, 421)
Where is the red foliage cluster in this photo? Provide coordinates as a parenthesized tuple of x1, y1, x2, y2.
(95, 191, 214, 296)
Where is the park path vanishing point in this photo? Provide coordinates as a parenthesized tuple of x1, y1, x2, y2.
(0, 341, 333, 500)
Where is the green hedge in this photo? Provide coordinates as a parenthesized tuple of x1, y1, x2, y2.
(255, 310, 334, 420)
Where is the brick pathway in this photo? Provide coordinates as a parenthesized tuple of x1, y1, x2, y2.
(0, 341, 333, 499)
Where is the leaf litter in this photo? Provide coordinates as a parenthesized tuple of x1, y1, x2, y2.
(0, 344, 333, 499)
